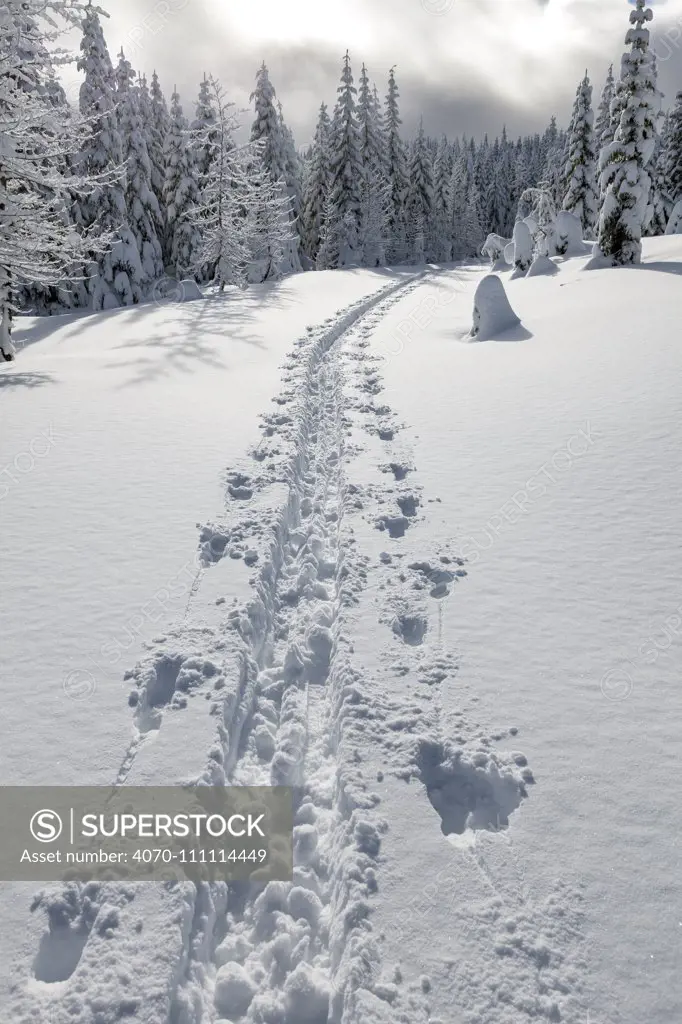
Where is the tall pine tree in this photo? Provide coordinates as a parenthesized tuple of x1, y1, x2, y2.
(562, 73, 598, 238)
(598, 0, 659, 265)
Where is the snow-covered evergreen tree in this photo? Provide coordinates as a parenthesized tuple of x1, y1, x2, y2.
(249, 63, 301, 273)
(148, 71, 169, 252)
(300, 103, 331, 262)
(246, 156, 295, 282)
(0, 0, 116, 356)
(384, 66, 409, 263)
(357, 65, 388, 266)
(115, 49, 163, 289)
(664, 91, 682, 207)
(277, 99, 303, 224)
(191, 73, 227, 281)
(163, 87, 202, 279)
(405, 119, 433, 263)
(319, 51, 363, 268)
(189, 78, 250, 289)
(75, 5, 143, 309)
(595, 65, 615, 147)
(562, 73, 598, 238)
(192, 74, 219, 185)
(597, 0, 659, 265)
(644, 55, 667, 237)
(432, 135, 453, 261)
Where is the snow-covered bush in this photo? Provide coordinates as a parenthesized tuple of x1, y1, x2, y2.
(527, 254, 559, 277)
(511, 220, 533, 277)
(482, 233, 509, 264)
(469, 275, 521, 342)
(553, 211, 589, 256)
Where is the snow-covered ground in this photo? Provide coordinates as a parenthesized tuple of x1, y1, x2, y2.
(2, 242, 682, 1023)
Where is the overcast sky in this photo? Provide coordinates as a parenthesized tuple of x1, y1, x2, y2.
(62, 0, 682, 145)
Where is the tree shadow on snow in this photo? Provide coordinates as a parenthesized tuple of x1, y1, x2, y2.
(0, 370, 57, 389)
(105, 289, 294, 386)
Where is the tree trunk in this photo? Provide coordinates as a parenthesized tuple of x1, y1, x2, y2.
(0, 270, 15, 362)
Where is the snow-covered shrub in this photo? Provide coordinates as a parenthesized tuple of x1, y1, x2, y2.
(511, 220, 533, 278)
(553, 211, 589, 256)
(481, 233, 509, 264)
(526, 254, 559, 277)
(469, 275, 521, 342)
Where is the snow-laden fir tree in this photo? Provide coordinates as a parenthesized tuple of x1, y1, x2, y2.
(163, 87, 202, 279)
(189, 78, 250, 289)
(191, 73, 223, 281)
(448, 151, 470, 259)
(115, 49, 164, 289)
(594, 65, 615, 147)
(541, 116, 567, 211)
(663, 92, 682, 233)
(249, 63, 301, 274)
(319, 51, 363, 268)
(10, 4, 83, 315)
(277, 99, 303, 225)
(246, 156, 296, 282)
(644, 55, 668, 237)
(384, 66, 409, 263)
(597, 0, 659, 265)
(357, 66, 388, 266)
(461, 180, 484, 257)
(562, 73, 598, 238)
(432, 135, 453, 261)
(405, 119, 433, 263)
(484, 133, 514, 239)
(192, 74, 219, 185)
(664, 94, 682, 204)
(75, 5, 143, 309)
(300, 103, 331, 262)
(0, 0, 116, 357)
(148, 71, 169, 254)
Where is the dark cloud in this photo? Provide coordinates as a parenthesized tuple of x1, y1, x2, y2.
(63, 0, 682, 146)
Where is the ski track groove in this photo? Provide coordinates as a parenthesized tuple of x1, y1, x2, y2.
(166, 271, 428, 1023)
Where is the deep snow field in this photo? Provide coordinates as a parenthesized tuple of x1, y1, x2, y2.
(1, 241, 681, 1023)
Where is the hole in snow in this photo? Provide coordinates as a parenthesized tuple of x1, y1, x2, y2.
(416, 740, 527, 836)
(147, 655, 183, 708)
(33, 924, 88, 984)
(392, 613, 428, 646)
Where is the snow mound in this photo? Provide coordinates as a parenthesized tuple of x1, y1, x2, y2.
(469, 275, 521, 342)
(214, 961, 257, 1018)
(511, 220, 533, 278)
(481, 232, 509, 262)
(553, 211, 590, 257)
(526, 254, 559, 278)
(177, 278, 203, 301)
(491, 256, 511, 273)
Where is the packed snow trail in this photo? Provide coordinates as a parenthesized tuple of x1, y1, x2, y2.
(6, 273, 430, 1024)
